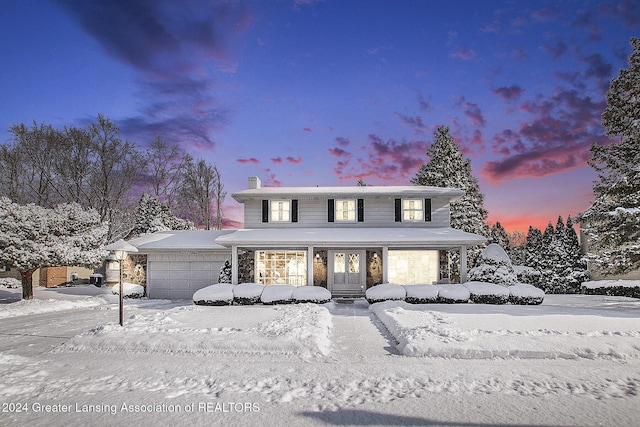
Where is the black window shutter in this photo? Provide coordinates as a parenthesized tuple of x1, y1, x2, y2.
(357, 199, 364, 222)
(328, 199, 335, 222)
(394, 199, 402, 222)
(262, 200, 269, 223)
(291, 199, 298, 223)
(424, 198, 432, 222)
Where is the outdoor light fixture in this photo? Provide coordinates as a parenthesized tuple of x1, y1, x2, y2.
(104, 239, 138, 327)
(373, 253, 378, 259)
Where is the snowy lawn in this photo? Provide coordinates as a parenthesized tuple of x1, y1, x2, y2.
(1, 286, 640, 426)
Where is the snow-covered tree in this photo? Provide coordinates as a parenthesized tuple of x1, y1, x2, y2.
(412, 125, 490, 272)
(218, 259, 232, 284)
(581, 38, 640, 276)
(0, 198, 107, 299)
(177, 156, 225, 230)
(467, 243, 517, 286)
(489, 222, 511, 254)
(130, 194, 194, 238)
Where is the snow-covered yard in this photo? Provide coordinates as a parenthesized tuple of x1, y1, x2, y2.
(1, 285, 639, 426)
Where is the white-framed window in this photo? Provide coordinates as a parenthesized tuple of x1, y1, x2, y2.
(270, 200, 291, 222)
(335, 199, 356, 221)
(256, 250, 307, 286)
(402, 199, 424, 221)
(388, 250, 439, 285)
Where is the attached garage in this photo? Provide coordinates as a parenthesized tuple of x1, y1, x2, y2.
(130, 230, 233, 299)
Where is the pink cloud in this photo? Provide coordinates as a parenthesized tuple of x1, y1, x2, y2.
(237, 157, 260, 164)
(286, 156, 303, 164)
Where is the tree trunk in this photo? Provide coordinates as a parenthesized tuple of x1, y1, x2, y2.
(20, 269, 36, 300)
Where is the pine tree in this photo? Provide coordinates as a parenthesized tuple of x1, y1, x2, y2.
(131, 194, 194, 238)
(581, 38, 640, 275)
(218, 259, 232, 284)
(412, 126, 490, 273)
(489, 222, 511, 254)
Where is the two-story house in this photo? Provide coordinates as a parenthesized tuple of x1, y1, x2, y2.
(214, 176, 485, 297)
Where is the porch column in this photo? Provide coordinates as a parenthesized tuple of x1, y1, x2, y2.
(460, 245, 467, 283)
(307, 246, 314, 286)
(231, 245, 238, 285)
(382, 246, 389, 283)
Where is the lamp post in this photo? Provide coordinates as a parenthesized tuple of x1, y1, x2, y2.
(105, 239, 139, 326)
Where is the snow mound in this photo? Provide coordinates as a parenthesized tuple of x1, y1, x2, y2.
(292, 286, 331, 303)
(464, 281, 510, 304)
(436, 284, 470, 303)
(404, 284, 439, 304)
(0, 297, 106, 319)
(233, 283, 265, 305)
(58, 303, 333, 358)
(482, 243, 512, 264)
(371, 300, 640, 359)
(365, 283, 406, 303)
(0, 277, 21, 288)
(110, 282, 145, 298)
(509, 283, 545, 305)
(193, 284, 234, 306)
(261, 284, 295, 304)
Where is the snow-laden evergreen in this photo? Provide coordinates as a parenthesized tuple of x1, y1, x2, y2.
(581, 38, 640, 276)
(467, 243, 518, 286)
(130, 194, 194, 238)
(0, 198, 107, 299)
(411, 126, 490, 271)
(217, 259, 232, 283)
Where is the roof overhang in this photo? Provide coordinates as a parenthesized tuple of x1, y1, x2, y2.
(214, 227, 485, 250)
(128, 230, 235, 252)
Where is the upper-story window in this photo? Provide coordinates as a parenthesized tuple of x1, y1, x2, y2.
(395, 198, 431, 222)
(335, 200, 356, 222)
(271, 200, 290, 222)
(403, 199, 424, 221)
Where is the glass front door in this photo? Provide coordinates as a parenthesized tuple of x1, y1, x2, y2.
(329, 250, 365, 296)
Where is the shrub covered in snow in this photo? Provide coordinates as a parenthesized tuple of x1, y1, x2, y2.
(292, 286, 332, 304)
(514, 265, 543, 290)
(467, 244, 517, 286)
(508, 283, 545, 305)
(365, 283, 406, 304)
(0, 277, 21, 288)
(193, 284, 234, 306)
(111, 282, 145, 299)
(404, 284, 439, 304)
(581, 280, 640, 299)
(436, 284, 470, 303)
(261, 284, 295, 305)
(233, 283, 264, 305)
(464, 281, 510, 304)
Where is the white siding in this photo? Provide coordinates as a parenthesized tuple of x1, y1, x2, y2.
(146, 250, 230, 299)
(244, 197, 451, 229)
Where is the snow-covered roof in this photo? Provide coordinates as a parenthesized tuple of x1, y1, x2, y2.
(232, 185, 464, 202)
(128, 230, 235, 251)
(215, 227, 486, 248)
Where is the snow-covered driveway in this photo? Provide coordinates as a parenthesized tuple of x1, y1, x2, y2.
(1, 286, 640, 426)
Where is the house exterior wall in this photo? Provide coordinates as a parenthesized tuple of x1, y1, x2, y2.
(243, 197, 451, 229)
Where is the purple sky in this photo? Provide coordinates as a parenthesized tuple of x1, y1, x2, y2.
(1, 0, 638, 232)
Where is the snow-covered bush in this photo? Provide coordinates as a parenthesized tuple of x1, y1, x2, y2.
(404, 284, 439, 304)
(193, 284, 234, 306)
(233, 283, 264, 305)
(261, 284, 295, 305)
(365, 283, 406, 304)
(514, 265, 543, 290)
(292, 286, 332, 304)
(436, 284, 470, 303)
(508, 283, 545, 305)
(111, 282, 145, 298)
(218, 259, 232, 284)
(467, 244, 517, 286)
(581, 280, 640, 299)
(0, 277, 21, 288)
(464, 281, 509, 304)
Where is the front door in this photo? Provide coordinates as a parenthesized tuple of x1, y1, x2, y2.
(329, 250, 365, 297)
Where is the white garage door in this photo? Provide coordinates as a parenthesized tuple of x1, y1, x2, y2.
(146, 251, 230, 299)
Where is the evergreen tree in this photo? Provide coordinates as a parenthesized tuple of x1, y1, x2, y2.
(581, 38, 640, 275)
(412, 126, 490, 272)
(489, 222, 511, 254)
(218, 259, 232, 284)
(131, 194, 194, 238)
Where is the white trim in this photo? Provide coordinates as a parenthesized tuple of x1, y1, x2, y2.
(231, 246, 238, 285)
(460, 246, 467, 283)
(307, 246, 314, 286)
(382, 246, 389, 283)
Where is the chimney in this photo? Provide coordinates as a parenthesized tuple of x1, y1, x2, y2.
(249, 176, 261, 189)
